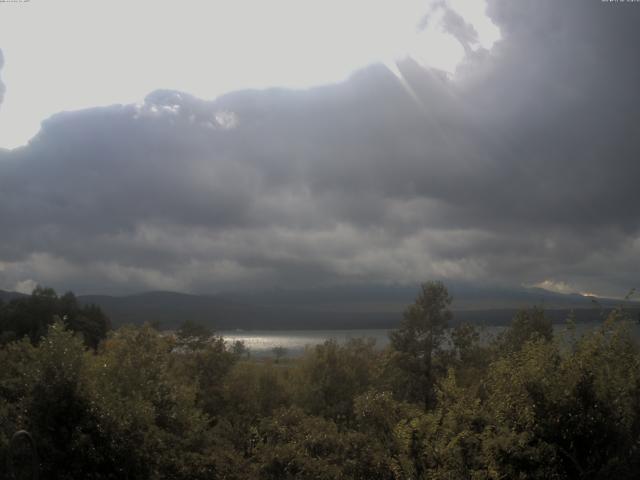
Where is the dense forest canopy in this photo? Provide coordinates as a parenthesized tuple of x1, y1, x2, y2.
(1, 282, 640, 479)
(0, 287, 110, 349)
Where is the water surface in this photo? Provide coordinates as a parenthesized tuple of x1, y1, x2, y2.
(220, 322, 640, 357)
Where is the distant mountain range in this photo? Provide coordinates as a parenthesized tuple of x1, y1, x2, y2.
(0, 290, 27, 303)
(2, 285, 638, 330)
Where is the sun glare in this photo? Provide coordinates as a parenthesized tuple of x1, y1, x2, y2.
(0, 0, 499, 149)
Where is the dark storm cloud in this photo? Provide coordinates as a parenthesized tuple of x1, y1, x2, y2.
(0, 0, 638, 296)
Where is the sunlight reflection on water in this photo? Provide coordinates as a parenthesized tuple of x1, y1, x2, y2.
(219, 329, 391, 357)
(220, 322, 640, 358)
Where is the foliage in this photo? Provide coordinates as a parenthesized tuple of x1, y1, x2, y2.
(389, 281, 452, 409)
(495, 306, 553, 354)
(1, 283, 640, 479)
(175, 319, 213, 351)
(0, 287, 110, 349)
(272, 345, 288, 363)
(293, 338, 381, 423)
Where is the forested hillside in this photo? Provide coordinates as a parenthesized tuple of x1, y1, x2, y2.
(2, 282, 640, 478)
(4, 285, 635, 330)
(0, 287, 110, 349)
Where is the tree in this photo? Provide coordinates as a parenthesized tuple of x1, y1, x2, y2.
(0, 287, 110, 349)
(294, 338, 378, 422)
(231, 340, 250, 358)
(82, 323, 217, 479)
(62, 294, 111, 350)
(495, 306, 552, 354)
(390, 281, 452, 410)
(175, 320, 213, 351)
(272, 346, 288, 363)
(19, 321, 95, 479)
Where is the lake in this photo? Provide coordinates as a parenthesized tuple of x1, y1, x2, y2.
(220, 329, 391, 357)
(219, 322, 640, 357)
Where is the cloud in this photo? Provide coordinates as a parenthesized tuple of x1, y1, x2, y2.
(0, 0, 639, 296)
(440, 6, 479, 53)
(0, 49, 5, 109)
(529, 280, 575, 295)
(13, 279, 37, 295)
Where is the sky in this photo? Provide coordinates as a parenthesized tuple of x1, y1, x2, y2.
(0, 0, 638, 297)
